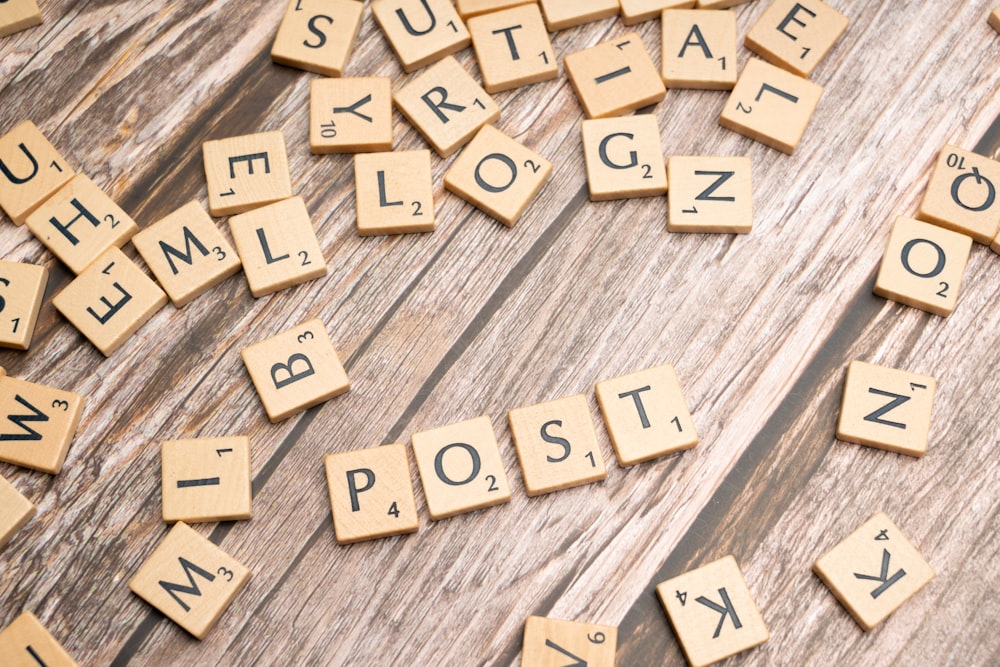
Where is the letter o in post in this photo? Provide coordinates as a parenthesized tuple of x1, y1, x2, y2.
(598, 133, 638, 170)
(433, 442, 481, 486)
(474, 153, 517, 193)
(900, 238, 946, 279)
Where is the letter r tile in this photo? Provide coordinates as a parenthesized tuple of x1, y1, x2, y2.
(564, 33, 666, 118)
(0, 611, 78, 667)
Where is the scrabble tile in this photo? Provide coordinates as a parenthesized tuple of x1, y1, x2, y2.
(393, 56, 500, 157)
(456, 0, 533, 19)
(656, 555, 769, 667)
(228, 196, 327, 297)
(697, 0, 751, 7)
(0, 121, 74, 225)
(667, 156, 752, 233)
(203, 131, 292, 217)
(444, 124, 552, 226)
(508, 394, 607, 497)
(992, 226, 1000, 255)
(917, 145, 1000, 244)
(522, 616, 617, 666)
(538, 0, 618, 31)
(620, 0, 692, 27)
(410, 415, 512, 519)
(468, 4, 557, 94)
(0, 260, 48, 350)
(161, 437, 253, 523)
(310, 77, 394, 154)
(372, 0, 471, 73)
(661, 9, 738, 90)
(564, 33, 666, 119)
(836, 360, 935, 458)
(129, 521, 251, 639)
(240, 318, 350, 423)
(719, 58, 823, 154)
(0, 474, 35, 550)
(324, 443, 419, 543)
(354, 150, 436, 235)
(25, 174, 139, 274)
(271, 0, 364, 77)
(0, 612, 78, 667)
(873, 216, 972, 317)
(581, 115, 667, 201)
(745, 0, 849, 78)
(0, 0, 42, 38)
(52, 246, 168, 356)
(132, 201, 241, 308)
(991, 8, 1000, 34)
(0, 376, 85, 474)
(813, 512, 935, 631)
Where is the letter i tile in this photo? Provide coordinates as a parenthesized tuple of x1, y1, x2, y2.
(0, 611, 78, 666)
(161, 437, 253, 523)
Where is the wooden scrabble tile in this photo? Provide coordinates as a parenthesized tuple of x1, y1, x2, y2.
(354, 150, 436, 235)
(992, 226, 1000, 255)
(836, 360, 935, 458)
(456, 0, 532, 20)
(0, 121, 74, 225)
(661, 9, 738, 90)
(667, 156, 752, 233)
(0, 0, 42, 38)
(620, 0, 692, 27)
(991, 8, 1000, 34)
(25, 174, 139, 274)
(0, 612, 78, 667)
(203, 131, 292, 216)
(0, 260, 48, 350)
(271, 0, 364, 77)
(444, 124, 552, 226)
(873, 216, 972, 317)
(132, 201, 241, 308)
(745, 0, 849, 78)
(508, 394, 607, 497)
(813, 512, 935, 631)
(410, 415, 512, 519)
(240, 318, 350, 423)
(393, 56, 500, 157)
(656, 555, 769, 667)
(372, 0, 471, 73)
(161, 437, 252, 523)
(128, 521, 250, 639)
(52, 246, 168, 356)
(564, 33, 666, 119)
(697, 0, 751, 7)
(538, 0, 618, 31)
(228, 196, 327, 297)
(468, 4, 557, 94)
(522, 616, 617, 666)
(581, 115, 667, 201)
(917, 145, 1000, 244)
(324, 443, 419, 543)
(0, 376, 84, 474)
(719, 58, 823, 154)
(0, 474, 35, 550)
(310, 77, 393, 154)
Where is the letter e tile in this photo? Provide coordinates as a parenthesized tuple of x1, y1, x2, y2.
(0, 611, 78, 667)
(162, 437, 253, 523)
(521, 616, 617, 666)
(745, 0, 849, 78)
(203, 131, 292, 216)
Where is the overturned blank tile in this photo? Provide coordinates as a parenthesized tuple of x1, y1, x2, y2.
(745, 0, 849, 78)
(162, 437, 252, 523)
(917, 145, 1000, 244)
(457, 0, 532, 19)
(0, 260, 48, 350)
(271, 0, 364, 77)
(668, 156, 752, 233)
(310, 77, 394, 154)
(0, 474, 35, 550)
(0, 612, 78, 667)
(539, 0, 618, 31)
(354, 150, 435, 235)
(0, 376, 84, 474)
(565, 33, 665, 118)
(661, 9, 737, 90)
(621, 0, 692, 26)
(372, 0, 471, 73)
(522, 616, 617, 666)
(0, 0, 42, 38)
(814, 512, 935, 631)
(203, 131, 292, 216)
(468, 4, 557, 93)
(0, 120, 74, 225)
(582, 115, 667, 201)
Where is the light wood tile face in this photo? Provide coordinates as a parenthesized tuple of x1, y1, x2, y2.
(521, 616, 617, 666)
(310, 77, 394, 154)
(354, 150, 436, 235)
(917, 144, 1000, 244)
(0, 260, 47, 350)
(697, 0, 750, 7)
(444, 124, 552, 226)
(0, 612, 78, 667)
(161, 437, 253, 523)
(372, 0, 471, 73)
(132, 201, 241, 307)
(508, 394, 607, 497)
(538, 0, 618, 31)
(991, 8, 1000, 34)
(719, 58, 823, 154)
(745, 0, 849, 78)
(0, 0, 42, 38)
(228, 196, 327, 298)
(410, 415, 512, 519)
(52, 246, 168, 356)
(393, 56, 500, 157)
(325, 443, 419, 543)
(564, 33, 666, 119)
(0, 376, 84, 474)
(0, 120, 74, 225)
(0, 474, 35, 550)
(667, 155, 752, 233)
(203, 131, 292, 216)
(240, 318, 350, 423)
(25, 174, 139, 274)
(581, 115, 667, 201)
(813, 512, 935, 631)
(620, 0, 693, 27)
(271, 0, 364, 77)
(661, 9, 737, 90)
(128, 522, 251, 640)
(656, 555, 769, 667)
(468, 4, 557, 94)
(456, 0, 534, 19)
(873, 215, 972, 317)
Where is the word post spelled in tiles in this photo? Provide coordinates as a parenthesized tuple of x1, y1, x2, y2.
(565, 33, 666, 118)
(310, 77, 394, 154)
(0, 120, 74, 225)
(467, 3, 558, 94)
(0, 473, 36, 550)
(917, 145, 1000, 244)
(0, 260, 48, 350)
(354, 150, 436, 235)
(582, 115, 667, 201)
(0, 376, 85, 474)
(661, 9, 738, 90)
(372, 0, 470, 73)
(667, 156, 752, 233)
(745, 0, 849, 78)
(161, 436, 253, 523)
(0, 611, 78, 667)
(271, 0, 364, 77)
(203, 131, 292, 216)
(521, 615, 617, 667)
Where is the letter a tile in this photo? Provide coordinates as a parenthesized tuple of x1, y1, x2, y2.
(161, 437, 253, 523)
(0, 376, 85, 474)
(372, 0, 471, 73)
(564, 33, 666, 118)
(0, 612, 78, 667)
(813, 512, 935, 631)
(0, 473, 36, 550)
(917, 145, 1000, 244)
(667, 156, 752, 233)
(129, 521, 251, 639)
(271, 0, 364, 77)
(203, 131, 292, 216)
(0, 260, 48, 350)
(522, 616, 617, 666)
(745, 0, 849, 78)
(661, 9, 738, 90)
(0, 120, 74, 225)
(581, 115, 667, 201)
(354, 150, 436, 235)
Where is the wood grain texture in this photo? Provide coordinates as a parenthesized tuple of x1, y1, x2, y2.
(2, 1, 999, 665)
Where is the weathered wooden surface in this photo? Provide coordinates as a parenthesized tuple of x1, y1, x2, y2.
(2, 1, 999, 665)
